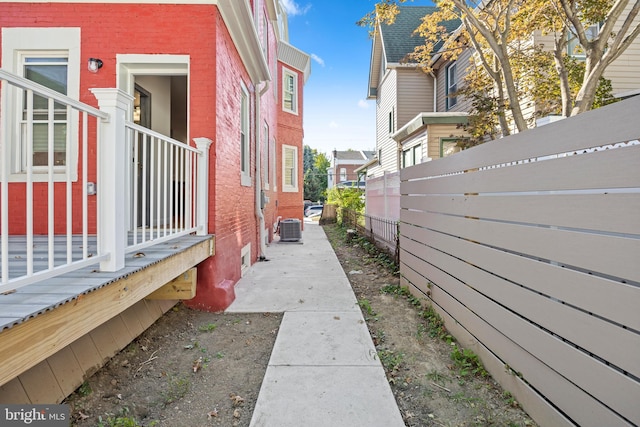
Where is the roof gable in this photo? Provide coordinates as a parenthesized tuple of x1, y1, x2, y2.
(333, 150, 375, 161)
(380, 6, 437, 63)
(367, 6, 461, 98)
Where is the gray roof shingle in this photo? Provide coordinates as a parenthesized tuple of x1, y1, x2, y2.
(335, 150, 368, 161)
(380, 6, 460, 63)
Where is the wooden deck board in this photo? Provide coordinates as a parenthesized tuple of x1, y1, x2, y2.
(0, 235, 212, 389)
(0, 234, 212, 331)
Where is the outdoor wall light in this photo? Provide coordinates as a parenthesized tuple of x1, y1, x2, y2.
(88, 58, 103, 73)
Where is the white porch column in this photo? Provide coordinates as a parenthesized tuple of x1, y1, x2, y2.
(91, 88, 133, 272)
(193, 137, 212, 236)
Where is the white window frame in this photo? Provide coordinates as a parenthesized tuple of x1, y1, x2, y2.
(402, 144, 422, 168)
(567, 23, 600, 59)
(271, 138, 277, 191)
(262, 13, 269, 59)
(282, 68, 298, 115)
(282, 144, 298, 192)
(340, 167, 347, 182)
(241, 242, 251, 276)
(446, 62, 458, 110)
(240, 82, 251, 186)
(273, 59, 278, 102)
(263, 121, 269, 189)
(2, 27, 80, 182)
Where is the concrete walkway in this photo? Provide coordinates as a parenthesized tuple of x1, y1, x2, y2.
(226, 222, 405, 427)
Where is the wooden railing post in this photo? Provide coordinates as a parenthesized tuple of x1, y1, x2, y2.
(91, 88, 134, 272)
(193, 137, 212, 236)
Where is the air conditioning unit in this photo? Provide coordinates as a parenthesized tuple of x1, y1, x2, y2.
(279, 218, 302, 242)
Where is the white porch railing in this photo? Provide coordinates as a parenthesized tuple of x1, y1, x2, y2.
(0, 69, 211, 293)
(124, 121, 210, 252)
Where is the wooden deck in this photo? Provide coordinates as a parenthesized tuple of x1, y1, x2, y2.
(0, 233, 214, 403)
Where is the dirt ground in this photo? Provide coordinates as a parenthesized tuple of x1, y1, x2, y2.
(322, 223, 535, 427)
(66, 222, 536, 427)
(66, 310, 282, 427)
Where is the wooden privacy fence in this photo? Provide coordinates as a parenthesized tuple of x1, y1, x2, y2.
(400, 96, 640, 427)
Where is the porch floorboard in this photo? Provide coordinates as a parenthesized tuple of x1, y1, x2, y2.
(0, 233, 212, 331)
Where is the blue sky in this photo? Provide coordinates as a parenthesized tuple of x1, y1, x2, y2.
(282, 0, 433, 156)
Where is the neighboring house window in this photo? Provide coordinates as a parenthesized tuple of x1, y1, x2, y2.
(402, 145, 421, 168)
(440, 138, 464, 157)
(283, 68, 298, 114)
(340, 167, 347, 182)
(240, 83, 251, 186)
(2, 27, 80, 181)
(446, 62, 458, 110)
(567, 24, 600, 58)
(282, 144, 298, 192)
(388, 107, 395, 133)
(271, 138, 277, 191)
(263, 122, 269, 189)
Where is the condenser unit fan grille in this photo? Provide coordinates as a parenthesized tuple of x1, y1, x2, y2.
(280, 219, 302, 242)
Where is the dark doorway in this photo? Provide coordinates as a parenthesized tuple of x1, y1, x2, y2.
(134, 84, 151, 226)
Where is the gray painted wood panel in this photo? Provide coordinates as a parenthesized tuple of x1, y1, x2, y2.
(401, 193, 640, 235)
(401, 247, 638, 426)
(402, 144, 639, 195)
(399, 95, 640, 426)
(402, 222, 639, 330)
(401, 275, 575, 427)
(402, 208, 640, 283)
(401, 232, 640, 378)
(402, 95, 640, 180)
(400, 263, 632, 427)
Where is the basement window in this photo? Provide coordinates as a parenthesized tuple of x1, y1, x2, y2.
(241, 243, 251, 276)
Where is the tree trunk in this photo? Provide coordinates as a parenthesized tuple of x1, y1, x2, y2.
(496, 48, 528, 132)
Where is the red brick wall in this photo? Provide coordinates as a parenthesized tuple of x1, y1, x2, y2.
(204, 9, 258, 299)
(334, 163, 363, 183)
(277, 62, 305, 223)
(0, 3, 218, 236)
(1, 2, 305, 309)
(259, 13, 280, 242)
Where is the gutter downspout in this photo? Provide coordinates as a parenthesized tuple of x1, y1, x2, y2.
(255, 80, 270, 260)
(429, 71, 437, 112)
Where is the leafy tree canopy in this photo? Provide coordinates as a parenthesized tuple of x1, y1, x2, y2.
(303, 145, 329, 202)
(361, 0, 639, 140)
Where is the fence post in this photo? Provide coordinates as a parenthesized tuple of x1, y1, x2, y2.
(193, 137, 212, 236)
(91, 88, 133, 272)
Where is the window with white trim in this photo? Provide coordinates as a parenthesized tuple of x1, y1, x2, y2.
(282, 68, 298, 114)
(2, 27, 80, 181)
(22, 55, 69, 168)
(567, 23, 600, 59)
(282, 144, 298, 192)
(271, 138, 277, 191)
(402, 144, 421, 168)
(340, 167, 347, 182)
(446, 62, 458, 110)
(240, 82, 251, 186)
(262, 13, 268, 59)
(263, 122, 269, 189)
